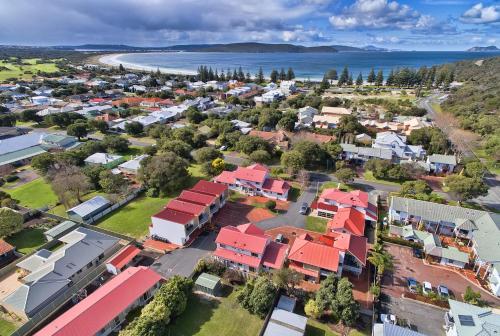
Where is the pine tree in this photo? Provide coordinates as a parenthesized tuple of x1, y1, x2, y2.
(320, 75, 330, 90)
(338, 66, 349, 86)
(232, 69, 238, 81)
(270, 69, 278, 83)
(257, 67, 264, 83)
(118, 63, 125, 72)
(386, 70, 395, 86)
(356, 73, 363, 86)
(367, 67, 375, 84)
(287, 67, 295, 80)
(325, 69, 337, 80)
(220, 70, 226, 81)
(246, 72, 251, 82)
(279, 68, 286, 81)
(375, 70, 384, 86)
(347, 74, 353, 86)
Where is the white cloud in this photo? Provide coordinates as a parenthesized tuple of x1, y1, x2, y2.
(461, 3, 500, 24)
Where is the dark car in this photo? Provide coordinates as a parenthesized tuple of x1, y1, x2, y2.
(299, 203, 309, 215)
(413, 247, 423, 259)
(407, 277, 418, 293)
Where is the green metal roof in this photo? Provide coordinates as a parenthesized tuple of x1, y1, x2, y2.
(0, 145, 47, 166)
(44, 221, 78, 238)
(195, 272, 221, 290)
(441, 247, 469, 264)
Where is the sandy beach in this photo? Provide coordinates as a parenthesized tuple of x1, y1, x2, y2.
(98, 53, 197, 76)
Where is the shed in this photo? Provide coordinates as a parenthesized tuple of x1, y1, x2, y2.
(263, 309, 307, 336)
(194, 273, 221, 296)
(106, 245, 141, 275)
(44, 221, 78, 241)
(66, 196, 111, 223)
(277, 295, 296, 312)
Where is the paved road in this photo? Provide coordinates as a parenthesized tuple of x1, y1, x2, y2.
(150, 232, 216, 278)
(379, 295, 446, 336)
(419, 94, 500, 211)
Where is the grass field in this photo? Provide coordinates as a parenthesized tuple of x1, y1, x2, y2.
(166, 290, 263, 336)
(305, 216, 329, 233)
(0, 58, 60, 81)
(363, 171, 403, 187)
(96, 195, 170, 238)
(305, 319, 339, 336)
(0, 318, 17, 335)
(4, 178, 59, 209)
(320, 181, 354, 192)
(473, 148, 500, 176)
(5, 228, 47, 255)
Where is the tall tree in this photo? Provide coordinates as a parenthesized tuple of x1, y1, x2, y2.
(338, 66, 349, 86)
(375, 70, 384, 86)
(279, 68, 286, 81)
(367, 67, 376, 84)
(356, 73, 363, 86)
(286, 67, 295, 80)
(256, 67, 265, 83)
(270, 69, 279, 83)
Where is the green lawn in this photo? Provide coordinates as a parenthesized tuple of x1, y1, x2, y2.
(166, 290, 263, 336)
(0, 58, 60, 81)
(5, 178, 59, 209)
(5, 228, 47, 254)
(96, 195, 170, 238)
(305, 216, 329, 233)
(363, 171, 403, 187)
(473, 148, 500, 176)
(306, 319, 339, 336)
(320, 181, 354, 192)
(0, 318, 17, 335)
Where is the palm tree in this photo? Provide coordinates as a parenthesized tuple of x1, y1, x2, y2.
(368, 244, 394, 282)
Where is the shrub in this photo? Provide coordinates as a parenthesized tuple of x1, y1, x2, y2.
(4, 175, 19, 182)
(265, 200, 276, 210)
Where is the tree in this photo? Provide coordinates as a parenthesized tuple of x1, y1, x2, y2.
(20, 109, 42, 123)
(281, 150, 305, 174)
(444, 174, 488, 202)
(368, 243, 394, 277)
(0, 208, 23, 238)
(286, 67, 295, 80)
(119, 63, 125, 72)
(335, 167, 356, 184)
(201, 158, 225, 177)
(272, 268, 302, 295)
(347, 75, 353, 86)
(336, 115, 366, 135)
(293, 141, 327, 169)
(236, 136, 271, 155)
(102, 135, 130, 153)
(139, 153, 189, 196)
(193, 147, 223, 164)
(270, 69, 279, 83)
(159, 139, 193, 160)
(67, 123, 88, 140)
(315, 274, 338, 312)
(277, 112, 298, 132)
(323, 142, 342, 159)
(399, 180, 432, 198)
(186, 107, 205, 124)
(99, 170, 127, 194)
(336, 278, 359, 326)
(325, 69, 338, 80)
(355, 73, 363, 86)
(304, 299, 322, 319)
(367, 68, 375, 84)
(158, 276, 193, 317)
(338, 66, 349, 86)
(48, 165, 91, 207)
(408, 127, 450, 155)
(82, 165, 106, 189)
(375, 70, 384, 86)
(88, 119, 109, 133)
(250, 149, 272, 164)
(464, 161, 485, 179)
(247, 276, 276, 318)
(124, 121, 144, 136)
(256, 67, 265, 83)
(31, 153, 55, 174)
(463, 286, 481, 305)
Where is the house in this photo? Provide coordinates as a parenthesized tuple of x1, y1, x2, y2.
(313, 114, 341, 129)
(389, 196, 500, 294)
(444, 299, 500, 336)
(263, 308, 307, 336)
(1, 227, 120, 320)
(288, 131, 335, 145)
(389, 225, 469, 268)
(314, 188, 378, 223)
(373, 131, 426, 161)
(297, 106, 318, 128)
(150, 181, 228, 245)
(287, 232, 367, 282)
(214, 164, 290, 201)
(373, 323, 426, 336)
(34, 267, 162, 336)
(280, 80, 297, 95)
(84, 152, 124, 168)
(117, 155, 148, 175)
(427, 154, 457, 174)
(30, 96, 51, 105)
(327, 207, 366, 236)
(66, 196, 111, 223)
(0, 239, 16, 267)
(43, 221, 79, 241)
(249, 130, 289, 150)
(214, 223, 288, 273)
(489, 264, 500, 297)
(255, 90, 284, 104)
(106, 245, 141, 275)
(355, 133, 372, 145)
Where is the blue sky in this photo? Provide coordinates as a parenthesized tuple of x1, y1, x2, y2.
(0, 0, 498, 50)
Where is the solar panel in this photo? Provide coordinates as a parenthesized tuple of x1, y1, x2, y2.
(458, 315, 475, 326)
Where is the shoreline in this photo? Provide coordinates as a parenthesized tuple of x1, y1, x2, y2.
(98, 53, 198, 76)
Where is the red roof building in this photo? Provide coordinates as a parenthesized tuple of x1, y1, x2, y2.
(106, 245, 141, 275)
(34, 267, 162, 336)
(327, 207, 366, 236)
(191, 180, 228, 198)
(152, 208, 195, 225)
(178, 190, 217, 206)
(315, 188, 378, 222)
(214, 223, 288, 273)
(213, 164, 289, 201)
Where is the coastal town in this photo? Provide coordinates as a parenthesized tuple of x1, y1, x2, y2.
(0, 44, 498, 336)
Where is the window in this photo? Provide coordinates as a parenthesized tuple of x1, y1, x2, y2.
(251, 252, 258, 257)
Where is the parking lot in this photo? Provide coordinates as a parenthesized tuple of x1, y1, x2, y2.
(212, 202, 274, 226)
(379, 295, 446, 336)
(381, 244, 500, 306)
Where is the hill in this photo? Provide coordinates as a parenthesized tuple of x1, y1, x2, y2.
(466, 46, 499, 52)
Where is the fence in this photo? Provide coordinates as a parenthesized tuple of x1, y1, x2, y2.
(9, 243, 123, 336)
(84, 188, 144, 224)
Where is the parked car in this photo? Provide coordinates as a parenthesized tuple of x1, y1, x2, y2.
(438, 285, 449, 298)
(380, 314, 396, 324)
(275, 234, 284, 243)
(423, 281, 433, 295)
(407, 278, 418, 293)
(219, 145, 227, 151)
(299, 202, 309, 215)
(413, 247, 423, 259)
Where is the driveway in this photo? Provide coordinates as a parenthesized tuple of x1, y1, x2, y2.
(150, 231, 216, 278)
(381, 244, 500, 307)
(379, 295, 446, 336)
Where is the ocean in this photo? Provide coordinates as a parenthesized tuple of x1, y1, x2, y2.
(110, 51, 500, 80)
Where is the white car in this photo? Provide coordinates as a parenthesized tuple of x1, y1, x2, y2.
(423, 281, 433, 295)
(380, 314, 396, 324)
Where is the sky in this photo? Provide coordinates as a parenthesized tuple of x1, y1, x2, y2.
(0, 0, 498, 50)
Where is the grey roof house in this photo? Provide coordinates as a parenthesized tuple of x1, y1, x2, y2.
(340, 143, 393, 162)
(426, 154, 457, 174)
(66, 196, 111, 223)
(84, 153, 124, 169)
(445, 299, 500, 336)
(373, 322, 427, 336)
(118, 155, 148, 175)
(0, 227, 119, 319)
(263, 308, 308, 336)
(43, 221, 79, 241)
